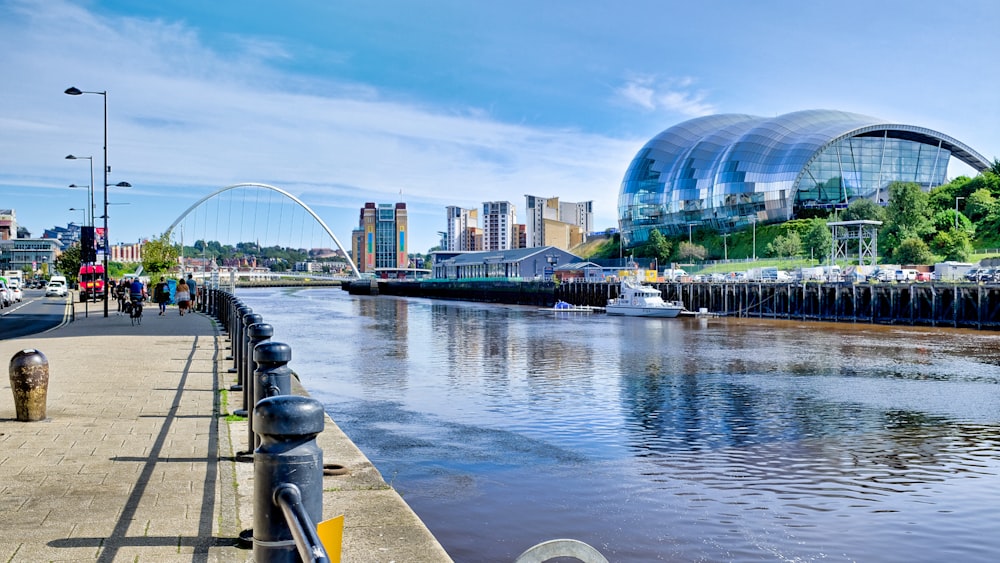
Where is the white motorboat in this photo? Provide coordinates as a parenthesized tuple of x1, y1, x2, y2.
(606, 279, 684, 318)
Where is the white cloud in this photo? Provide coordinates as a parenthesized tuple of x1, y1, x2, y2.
(615, 75, 716, 118)
(0, 0, 640, 251)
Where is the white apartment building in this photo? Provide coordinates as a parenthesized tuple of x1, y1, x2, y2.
(445, 206, 479, 251)
(482, 201, 516, 251)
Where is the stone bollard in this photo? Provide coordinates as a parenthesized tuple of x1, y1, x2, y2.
(253, 394, 325, 563)
(9, 349, 50, 422)
(252, 342, 292, 449)
(243, 322, 274, 455)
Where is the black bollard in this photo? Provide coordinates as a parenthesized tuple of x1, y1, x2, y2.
(242, 322, 274, 454)
(253, 394, 325, 563)
(252, 342, 292, 449)
(229, 305, 252, 378)
(9, 349, 49, 422)
(233, 313, 262, 417)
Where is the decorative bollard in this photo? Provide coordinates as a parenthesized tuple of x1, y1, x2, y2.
(252, 342, 293, 449)
(9, 349, 50, 422)
(243, 322, 274, 455)
(229, 305, 252, 379)
(234, 313, 263, 416)
(253, 394, 325, 563)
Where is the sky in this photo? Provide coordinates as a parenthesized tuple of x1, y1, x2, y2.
(2, 0, 998, 253)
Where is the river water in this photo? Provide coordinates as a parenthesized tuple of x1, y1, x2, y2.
(237, 287, 1000, 562)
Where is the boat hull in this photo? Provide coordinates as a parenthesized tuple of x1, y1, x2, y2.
(605, 304, 682, 318)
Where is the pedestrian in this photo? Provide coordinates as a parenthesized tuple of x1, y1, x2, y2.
(153, 276, 170, 315)
(116, 281, 128, 313)
(185, 273, 197, 310)
(175, 278, 191, 316)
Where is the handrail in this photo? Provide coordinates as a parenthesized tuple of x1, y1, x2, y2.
(274, 483, 331, 563)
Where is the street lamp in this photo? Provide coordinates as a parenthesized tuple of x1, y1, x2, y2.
(65, 86, 111, 317)
(66, 155, 94, 227)
(955, 196, 965, 229)
(69, 207, 86, 222)
(721, 233, 730, 262)
(748, 216, 758, 261)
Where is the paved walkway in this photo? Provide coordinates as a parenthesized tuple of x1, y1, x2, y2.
(0, 294, 452, 562)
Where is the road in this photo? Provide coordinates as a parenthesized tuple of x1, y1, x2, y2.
(0, 290, 74, 340)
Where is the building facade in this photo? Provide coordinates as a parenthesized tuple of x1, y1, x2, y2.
(445, 206, 479, 251)
(482, 201, 516, 251)
(619, 109, 991, 248)
(0, 209, 16, 240)
(430, 246, 581, 280)
(524, 195, 593, 250)
(351, 202, 408, 273)
(0, 238, 62, 274)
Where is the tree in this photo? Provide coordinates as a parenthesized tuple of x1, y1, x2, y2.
(841, 198, 885, 222)
(643, 229, 672, 264)
(881, 181, 933, 259)
(142, 232, 181, 277)
(931, 230, 973, 262)
(894, 237, 933, 265)
(766, 232, 803, 258)
(804, 220, 832, 260)
(54, 243, 82, 282)
(965, 188, 996, 222)
(675, 241, 707, 261)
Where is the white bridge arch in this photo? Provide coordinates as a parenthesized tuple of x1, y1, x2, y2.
(166, 182, 360, 278)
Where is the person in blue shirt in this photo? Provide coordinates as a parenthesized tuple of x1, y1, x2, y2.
(186, 273, 197, 310)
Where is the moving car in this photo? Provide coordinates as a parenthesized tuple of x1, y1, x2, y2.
(45, 277, 68, 297)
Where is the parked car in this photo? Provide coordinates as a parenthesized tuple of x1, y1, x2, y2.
(45, 279, 68, 297)
(0, 281, 10, 307)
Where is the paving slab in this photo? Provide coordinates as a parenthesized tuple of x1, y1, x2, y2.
(1, 293, 453, 562)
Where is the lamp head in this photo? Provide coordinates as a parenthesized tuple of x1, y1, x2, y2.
(64, 87, 83, 96)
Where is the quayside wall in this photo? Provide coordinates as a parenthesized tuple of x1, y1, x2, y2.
(349, 279, 1000, 330)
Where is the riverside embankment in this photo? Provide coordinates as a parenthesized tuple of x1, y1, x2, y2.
(354, 279, 1000, 329)
(0, 295, 451, 562)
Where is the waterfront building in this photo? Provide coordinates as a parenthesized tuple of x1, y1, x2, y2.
(351, 202, 408, 273)
(618, 109, 991, 247)
(430, 246, 580, 280)
(482, 201, 516, 251)
(524, 195, 594, 250)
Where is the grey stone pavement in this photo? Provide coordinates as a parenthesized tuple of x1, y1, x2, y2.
(0, 294, 453, 562)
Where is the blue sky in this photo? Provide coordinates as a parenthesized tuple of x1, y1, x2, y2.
(2, 0, 998, 253)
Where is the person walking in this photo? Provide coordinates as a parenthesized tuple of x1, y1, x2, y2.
(153, 277, 170, 315)
(185, 273, 197, 310)
(175, 278, 191, 316)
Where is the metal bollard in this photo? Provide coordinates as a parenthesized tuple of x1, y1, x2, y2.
(229, 305, 252, 378)
(233, 313, 262, 417)
(243, 322, 274, 453)
(253, 394, 325, 563)
(9, 349, 49, 422)
(252, 342, 292, 449)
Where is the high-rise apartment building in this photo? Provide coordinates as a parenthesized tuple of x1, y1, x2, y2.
(524, 195, 594, 250)
(351, 202, 408, 273)
(445, 206, 479, 251)
(0, 209, 16, 240)
(482, 201, 516, 251)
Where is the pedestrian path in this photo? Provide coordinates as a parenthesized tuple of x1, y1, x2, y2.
(0, 295, 452, 562)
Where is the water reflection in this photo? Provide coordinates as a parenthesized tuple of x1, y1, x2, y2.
(239, 288, 1000, 562)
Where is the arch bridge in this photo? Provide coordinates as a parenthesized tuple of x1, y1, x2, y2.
(165, 183, 360, 280)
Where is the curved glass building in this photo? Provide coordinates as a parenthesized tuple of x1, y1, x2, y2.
(619, 109, 990, 246)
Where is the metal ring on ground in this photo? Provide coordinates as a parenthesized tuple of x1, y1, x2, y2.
(514, 539, 609, 563)
(323, 463, 349, 476)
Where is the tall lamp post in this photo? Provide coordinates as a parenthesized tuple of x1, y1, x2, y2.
(954, 196, 965, 230)
(65, 86, 111, 317)
(66, 155, 95, 227)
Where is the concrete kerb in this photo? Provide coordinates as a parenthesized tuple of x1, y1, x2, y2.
(0, 292, 452, 562)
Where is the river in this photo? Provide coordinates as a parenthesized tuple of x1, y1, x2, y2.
(237, 286, 1000, 562)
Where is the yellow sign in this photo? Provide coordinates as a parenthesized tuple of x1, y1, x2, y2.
(317, 515, 344, 562)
